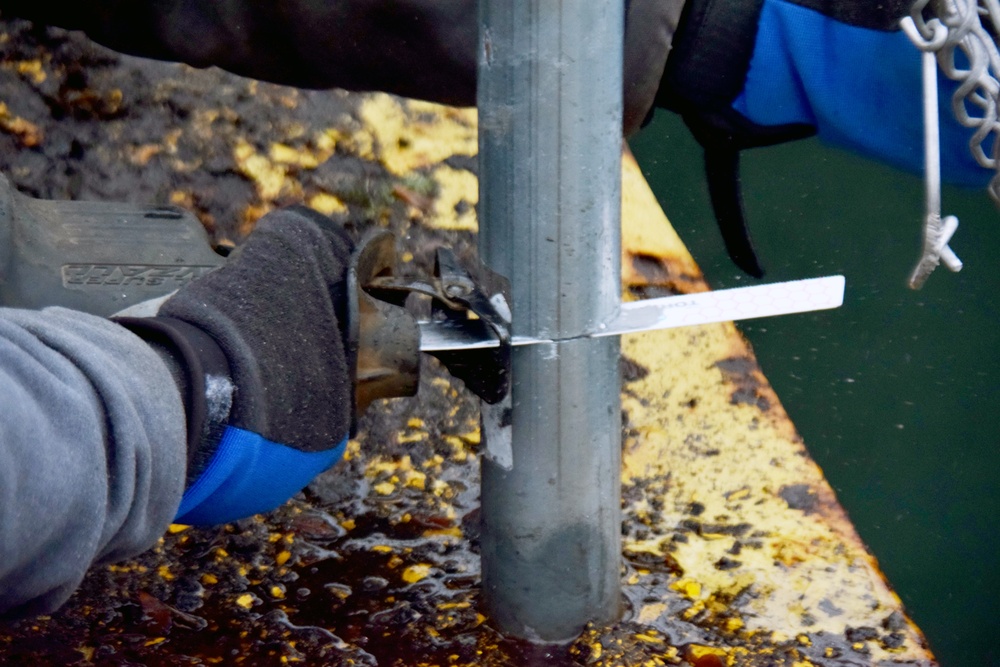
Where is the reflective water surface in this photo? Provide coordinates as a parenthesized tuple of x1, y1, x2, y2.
(631, 112, 1000, 667)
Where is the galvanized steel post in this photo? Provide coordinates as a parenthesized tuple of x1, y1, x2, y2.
(477, 0, 624, 642)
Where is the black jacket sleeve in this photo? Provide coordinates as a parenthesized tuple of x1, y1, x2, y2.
(0, 306, 187, 620)
(0, 0, 685, 136)
(0, 0, 479, 108)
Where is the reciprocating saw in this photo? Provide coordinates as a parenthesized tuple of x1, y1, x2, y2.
(0, 175, 845, 426)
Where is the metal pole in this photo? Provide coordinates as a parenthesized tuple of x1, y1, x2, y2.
(477, 0, 623, 642)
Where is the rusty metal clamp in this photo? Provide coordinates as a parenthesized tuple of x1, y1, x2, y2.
(346, 230, 421, 435)
(346, 231, 512, 433)
(421, 246, 511, 404)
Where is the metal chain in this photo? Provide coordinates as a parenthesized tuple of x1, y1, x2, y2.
(901, 0, 1000, 287)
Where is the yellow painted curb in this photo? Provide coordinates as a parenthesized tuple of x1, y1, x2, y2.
(598, 149, 935, 665)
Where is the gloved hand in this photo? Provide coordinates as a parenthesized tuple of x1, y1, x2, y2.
(653, 0, 993, 275)
(117, 206, 354, 525)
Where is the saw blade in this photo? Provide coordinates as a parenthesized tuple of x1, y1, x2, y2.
(418, 275, 845, 352)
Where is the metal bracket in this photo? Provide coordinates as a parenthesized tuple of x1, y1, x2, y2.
(346, 230, 421, 436)
(346, 231, 512, 433)
(423, 247, 512, 404)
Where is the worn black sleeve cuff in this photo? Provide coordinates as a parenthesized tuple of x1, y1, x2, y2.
(114, 316, 233, 483)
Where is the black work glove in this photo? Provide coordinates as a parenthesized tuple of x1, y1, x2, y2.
(117, 206, 354, 525)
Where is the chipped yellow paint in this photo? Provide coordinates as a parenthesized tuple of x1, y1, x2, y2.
(234, 594, 254, 610)
(269, 142, 321, 168)
(428, 164, 478, 231)
(373, 478, 398, 495)
(688, 644, 729, 661)
(422, 526, 463, 539)
(590, 641, 604, 660)
(615, 149, 933, 661)
(401, 564, 432, 584)
(314, 128, 338, 155)
(0, 101, 42, 146)
(442, 435, 471, 462)
(169, 190, 194, 209)
(166, 524, 189, 534)
(349, 95, 480, 231)
(637, 603, 668, 625)
(14, 59, 46, 84)
(323, 125, 375, 162)
(404, 469, 427, 490)
(397, 431, 427, 445)
(421, 454, 445, 469)
(343, 439, 362, 462)
(307, 192, 348, 216)
(126, 143, 163, 166)
(437, 601, 471, 611)
(367, 455, 414, 475)
(620, 153, 701, 285)
(726, 617, 745, 633)
(430, 479, 453, 499)
(233, 139, 295, 201)
(670, 578, 702, 601)
(357, 93, 477, 176)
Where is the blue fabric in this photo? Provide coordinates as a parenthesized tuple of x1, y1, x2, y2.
(175, 426, 346, 525)
(732, 0, 990, 187)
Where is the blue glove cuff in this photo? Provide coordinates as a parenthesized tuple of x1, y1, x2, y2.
(174, 426, 347, 525)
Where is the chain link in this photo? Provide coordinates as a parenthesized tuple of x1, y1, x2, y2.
(900, 0, 1000, 286)
(908, 1, 1000, 188)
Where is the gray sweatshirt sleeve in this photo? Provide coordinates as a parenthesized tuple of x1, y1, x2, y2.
(0, 306, 187, 619)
